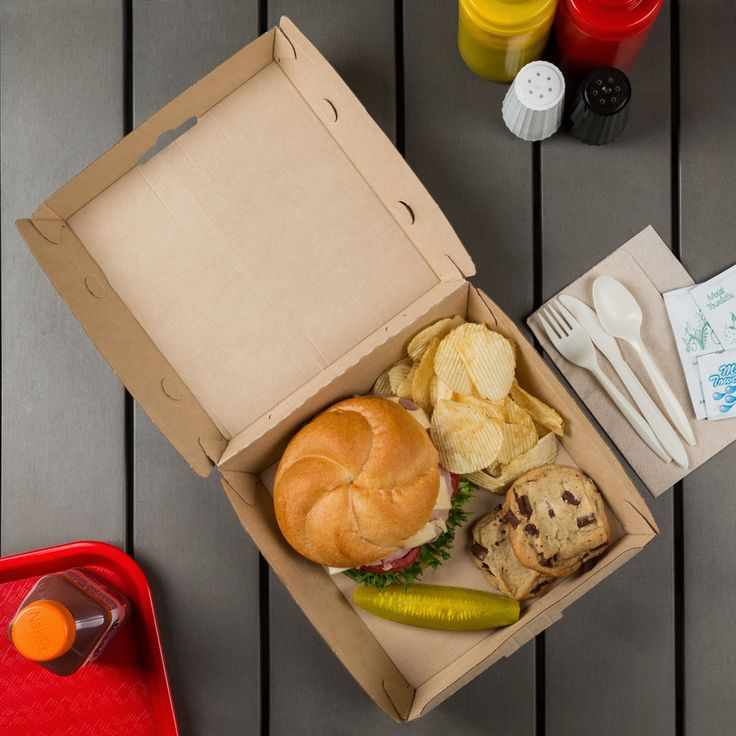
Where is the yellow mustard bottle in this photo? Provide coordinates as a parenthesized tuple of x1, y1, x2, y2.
(458, 0, 558, 83)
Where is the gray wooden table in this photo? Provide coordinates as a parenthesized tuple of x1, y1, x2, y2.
(2, 1, 735, 734)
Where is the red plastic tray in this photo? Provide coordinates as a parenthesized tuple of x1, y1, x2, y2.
(0, 541, 179, 736)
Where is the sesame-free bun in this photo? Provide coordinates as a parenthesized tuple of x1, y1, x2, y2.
(274, 396, 440, 567)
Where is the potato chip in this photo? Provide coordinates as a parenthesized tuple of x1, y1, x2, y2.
(455, 393, 507, 422)
(510, 380, 564, 436)
(388, 358, 412, 394)
(430, 375, 454, 409)
(465, 469, 507, 492)
(434, 323, 486, 394)
(457, 329, 515, 400)
(407, 316, 464, 362)
(497, 398, 538, 464)
(430, 400, 504, 473)
(411, 338, 440, 413)
(397, 364, 417, 399)
(502, 431, 558, 477)
(486, 461, 502, 477)
(467, 432, 558, 492)
(372, 368, 393, 396)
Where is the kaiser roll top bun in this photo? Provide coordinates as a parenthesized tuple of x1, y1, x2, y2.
(274, 396, 440, 568)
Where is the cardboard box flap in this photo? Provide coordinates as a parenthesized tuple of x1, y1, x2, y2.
(16, 217, 224, 477)
(17, 18, 474, 474)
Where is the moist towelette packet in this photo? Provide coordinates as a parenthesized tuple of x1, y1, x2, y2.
(689, 265, 736, 350)
(698, 349, 736, 420)
(663, 286, 722, 419)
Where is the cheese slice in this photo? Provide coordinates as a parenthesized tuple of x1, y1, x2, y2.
(401, 518, 447, 548)
(435, 472, 452, 512)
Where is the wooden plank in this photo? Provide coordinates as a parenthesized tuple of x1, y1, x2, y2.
(267, 1, 536, 731)
(403, 0, 536, 727)
(540, 8, 677, 736)
(679, 1, 736, 733)
(404, 0, 536, 325)
(130, 2, 262, 733)
(0, 0, 126, 553)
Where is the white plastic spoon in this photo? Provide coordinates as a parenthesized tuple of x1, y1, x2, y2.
(592, 276, 697, 447)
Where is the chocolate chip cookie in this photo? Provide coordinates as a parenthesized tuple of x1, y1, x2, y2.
(471, 508, 554, 600)
(503, 464, 610, 577)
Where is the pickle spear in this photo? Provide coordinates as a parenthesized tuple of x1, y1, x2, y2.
(352, 583, 520, 631)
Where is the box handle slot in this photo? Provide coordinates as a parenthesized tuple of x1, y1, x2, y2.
(397, 200, 415, 225)
(84, 275, 107, 299)
(161, 377, 184, 401)
(139, 116, 198, 165)
(320, 98, 338, 123)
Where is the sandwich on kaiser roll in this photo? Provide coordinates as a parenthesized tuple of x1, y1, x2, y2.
(274, 396, 472, 587)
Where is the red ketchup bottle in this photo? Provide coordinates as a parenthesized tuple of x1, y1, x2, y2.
(553, 0, 664, 79)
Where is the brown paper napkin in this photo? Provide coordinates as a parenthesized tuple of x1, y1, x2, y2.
(527, 226, 736, 497)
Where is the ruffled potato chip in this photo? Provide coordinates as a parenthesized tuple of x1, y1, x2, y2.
(467, 433, 559, 492)
(430, 375, 454, 409)
(406, 316, 464, 362)
(411, 337, 440, 414)
(396, 364, 417, 399)
(434, 323, 486, 394)
(497, 398, 538, 464)
(372, 368, 393, 396)
(430, 400, 504, 473)
(464, 469, 507, 492)
(388, 358, 412, 394)
(510, 380, 564, 436)
(455, 393, 507, 422)
(457, 329, 515, 401)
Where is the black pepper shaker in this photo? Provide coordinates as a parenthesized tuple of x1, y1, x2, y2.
(569, 67, 631, 145)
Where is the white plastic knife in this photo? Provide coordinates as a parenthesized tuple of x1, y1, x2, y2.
(559, 294, 689, 469)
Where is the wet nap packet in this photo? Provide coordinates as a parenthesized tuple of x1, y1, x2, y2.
(663, 286, 722, 419)
(697, 349, 736, 420)
(689, 264, 736, 350)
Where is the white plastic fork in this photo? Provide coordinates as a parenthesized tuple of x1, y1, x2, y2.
(539, 302, 672, 464)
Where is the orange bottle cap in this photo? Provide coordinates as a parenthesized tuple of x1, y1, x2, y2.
(11, 600, 76, 662)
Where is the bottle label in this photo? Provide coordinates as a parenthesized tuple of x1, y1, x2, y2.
(61, 568, 130, 662)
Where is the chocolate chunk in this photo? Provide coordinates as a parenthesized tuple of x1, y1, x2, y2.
(495, 504, 503, 512)
(481, 562, 490, 570)
(537, 554, 553, 568)
(524, 523, 539, 537)
(471, 542, 488, 560)
(503, 509, 520, 528)
(516, 493, 532, 517)
(548, 507, 555, 518)
(530, 580, 549, 595)
(562, 490, 580, 506)
(576, 514, 595, 528)
(580, 555, 603, 573)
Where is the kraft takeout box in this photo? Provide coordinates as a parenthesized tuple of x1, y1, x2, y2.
(16, 18, 657, 721)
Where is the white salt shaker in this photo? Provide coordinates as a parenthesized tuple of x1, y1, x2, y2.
(502, 61, 565, 142)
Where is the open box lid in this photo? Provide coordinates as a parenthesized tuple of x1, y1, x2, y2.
(16, 18, 475, 477)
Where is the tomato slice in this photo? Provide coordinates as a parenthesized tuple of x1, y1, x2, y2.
(450, 472, 460, 495)
(361, 546, 421, 573)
